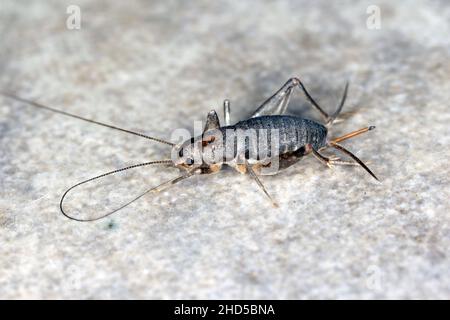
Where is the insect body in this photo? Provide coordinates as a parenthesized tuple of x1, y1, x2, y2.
(174, 78, 378, 207)
(1, 77, 378, 221)
(176, 115, 328, 174)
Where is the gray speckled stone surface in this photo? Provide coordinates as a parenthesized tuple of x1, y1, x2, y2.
(0, 0, 449, 299)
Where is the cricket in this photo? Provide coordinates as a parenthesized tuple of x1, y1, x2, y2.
(0, 77, 378, 222)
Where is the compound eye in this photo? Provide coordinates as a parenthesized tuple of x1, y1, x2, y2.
(185, 158, 194, 166)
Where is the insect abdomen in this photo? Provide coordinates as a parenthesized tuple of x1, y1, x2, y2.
(223, 115, 327, 161)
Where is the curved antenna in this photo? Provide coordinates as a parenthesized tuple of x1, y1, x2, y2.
(60, 160, 183, 222)
(0, 91, 175, 146)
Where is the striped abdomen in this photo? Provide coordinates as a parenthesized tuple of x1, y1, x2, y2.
(220, 115, 328, 162)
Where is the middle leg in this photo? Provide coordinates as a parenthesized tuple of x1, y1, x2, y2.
(246, 163, 279, 207)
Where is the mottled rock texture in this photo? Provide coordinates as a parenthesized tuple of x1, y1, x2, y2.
(0, 0, 449, 299)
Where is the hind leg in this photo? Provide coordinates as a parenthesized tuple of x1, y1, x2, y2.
(311, 148, 359, 168)
(250, 77, 348, 126)
(311, 144, 379, 181)
(251, 78, 299, 117)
